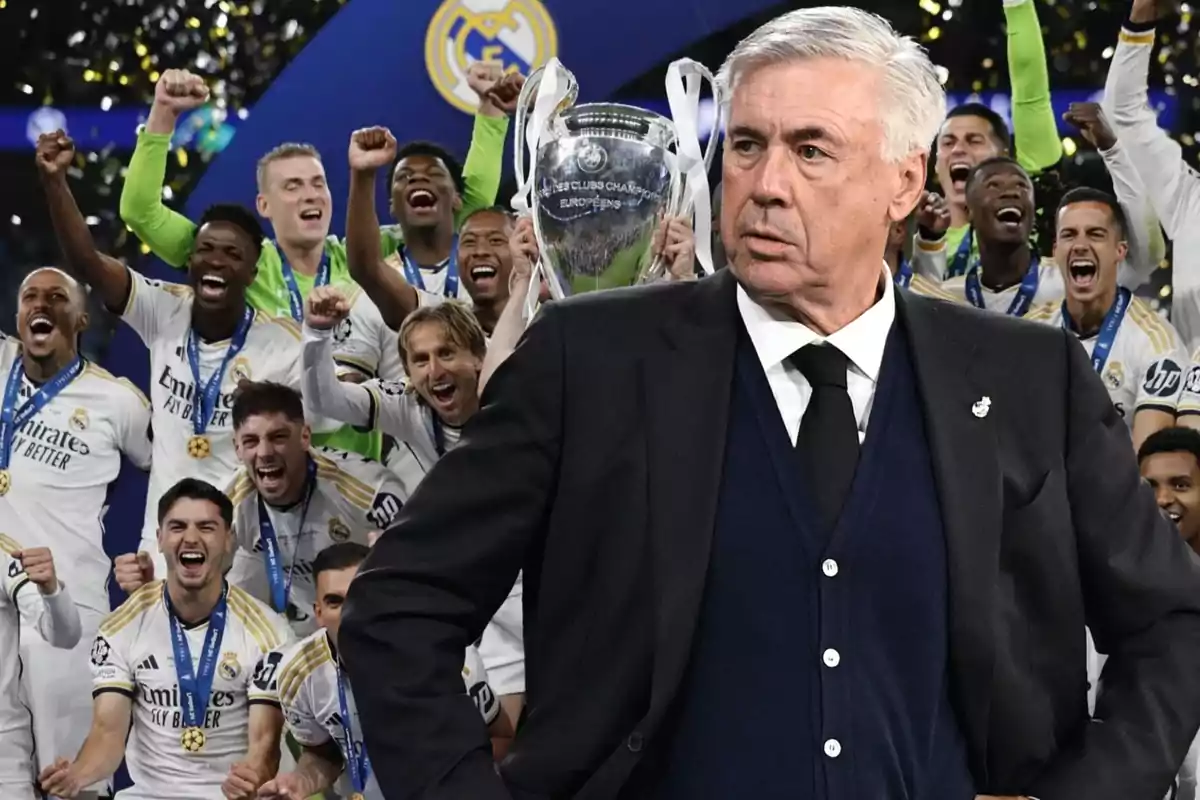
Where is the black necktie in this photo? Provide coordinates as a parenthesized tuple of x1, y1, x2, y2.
(790, 343, 860, 532)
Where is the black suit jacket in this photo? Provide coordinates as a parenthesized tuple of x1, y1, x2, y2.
(340, 268, 1200, 800)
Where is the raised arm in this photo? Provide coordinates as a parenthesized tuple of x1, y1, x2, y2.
(1063, 102, 1165, 288)
(39, 693, 132, 797)
(13, 548, 82, 648)
(339, 302, 567, 799)
(1104, 2, 1200, 242)
(457, 62, 522, 221)
(302, 287, 375, 429)
(346, 127, 421, 329)
(479, 216, 537, 394)
(36, 131, 132, 312)
(1004, 0, 1064, 173)
(118, 69, 210, 268)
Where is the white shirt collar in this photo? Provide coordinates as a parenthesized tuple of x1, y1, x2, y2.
(736, 264, 896, 382)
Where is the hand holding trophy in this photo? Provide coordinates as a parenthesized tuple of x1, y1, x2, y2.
(510, 56, 722, 324)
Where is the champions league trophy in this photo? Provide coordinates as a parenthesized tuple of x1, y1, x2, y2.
(510, 57, 722, 323)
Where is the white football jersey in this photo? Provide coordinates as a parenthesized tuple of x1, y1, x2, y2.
(272, 629, 498, 800)
(329, 285, 405, 382)
(1175, 347, 1200, 418)
(224, 447, 408, 636)
(0, 337, 151, 613)
(0, 534, 82, 789)
(119, 269, 303, 553)
(939, 259, 1067, 315)
(1027, 297, 1188, 422)
(382, 250, 473, 305)
(90, 581, 291, 800)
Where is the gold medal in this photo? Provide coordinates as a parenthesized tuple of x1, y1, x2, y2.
(187, 434, 211, 460)
(0, 469, 9, 496)
(180, 726, 206, 752)
(350, 794, 365, 800)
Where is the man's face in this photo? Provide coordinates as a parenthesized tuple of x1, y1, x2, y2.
(1053, 201, 1127, 306)
(721, 58, 925, 303)
(1141, 451, 1200, 550)
(16, 268, 87, 361)
(390, 154, 462, 231)
(965, 163, 1034, 246)
(233, 412, 312, 505)
(458, 211, 514, 304)
(403, 321, 481, 424)
(935, 115, 1006, 207)
(314, 563, 361, 648)
(158, 498, 234, 592)
(188, 221, 259, 312)
(256, 155, 331, 249)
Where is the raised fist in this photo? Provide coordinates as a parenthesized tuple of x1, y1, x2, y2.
(306, 285, 351, 331)
(113, 551, 155, 594)
(487, 72, 526, 115)
(1130, 0, 1182, 24)
(1063, 102, 1117, 152)
(35, 130, 74, 177)
(916, 191, 951, 238)
(154, 68, 210, 114)
(467, 60, 506, 99)
(348, 126, 397, 172)
(652, 216, 698, 282)
(15, 548, 59, 594)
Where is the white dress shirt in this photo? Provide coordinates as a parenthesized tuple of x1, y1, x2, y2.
(736, 270, 896, 445)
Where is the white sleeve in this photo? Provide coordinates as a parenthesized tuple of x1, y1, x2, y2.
(301, 325, 375, 428)
(1100, 140, 1166, 290)
(910, 236, 948, 281)
(361, 380, 429, 446)
(90, 620, 135, 696)
(16, 579, 83, 649)
(357, 461, 409, 531)
(117, 380, 153, 471)
(462, 645, 500, 726)
(478, 574, 526, 697)
(331, 293, 384, 379)
(1105, 26, 1200, 244)
(120, 268, 191, 344)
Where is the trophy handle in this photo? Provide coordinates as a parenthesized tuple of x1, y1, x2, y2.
(510, 59, 578, 216)
(520, 260, 568, 329)
(662, 58, 720, 277)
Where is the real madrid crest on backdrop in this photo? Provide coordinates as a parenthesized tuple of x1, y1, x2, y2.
(425, 0, 558, 114)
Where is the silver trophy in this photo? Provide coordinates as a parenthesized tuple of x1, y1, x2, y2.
(511, 57, 721, 320)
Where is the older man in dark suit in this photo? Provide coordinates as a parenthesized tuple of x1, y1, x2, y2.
(340, 7, 1200, 800)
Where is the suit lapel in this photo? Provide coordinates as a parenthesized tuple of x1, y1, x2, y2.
(643, 269, 738, 730)
(898, 291, 1002, 783)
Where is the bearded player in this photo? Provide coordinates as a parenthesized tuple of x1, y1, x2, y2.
(1, 258, 151, 798)
(39, 479, 291, 800)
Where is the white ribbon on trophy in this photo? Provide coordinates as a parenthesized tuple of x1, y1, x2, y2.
(511, 58, 574, 322)
(664, 58, 721, 277)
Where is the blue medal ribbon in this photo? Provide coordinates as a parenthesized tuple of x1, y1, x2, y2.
(964, 255, 1041, 317)
(430, 411, 446, 457)
(256, 458, 318, 614)
(1062, 287, 1130, 375)
(0, 355, 83, 471)
(165, 582, 228, 737)
(894, 257, 913, 289)
(335, 657, 372, 795)
(400, 241, 459, 298)
(186, 306, 254, 439)
(947, 226, 974, 278)
(279, 246, 331, 322)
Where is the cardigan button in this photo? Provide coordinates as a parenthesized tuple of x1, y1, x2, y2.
(627, 731, 644, 753)
(821, 559, 839, 577)
(822, 648, 841, 668)
(823, 739, 842, 758)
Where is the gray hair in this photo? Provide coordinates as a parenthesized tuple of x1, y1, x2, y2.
(716, 6, 947, 163)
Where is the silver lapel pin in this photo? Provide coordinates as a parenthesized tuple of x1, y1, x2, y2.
(971, 396, 991, 419)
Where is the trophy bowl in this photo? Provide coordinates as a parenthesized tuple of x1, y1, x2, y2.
(532, 103, 678, 295)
